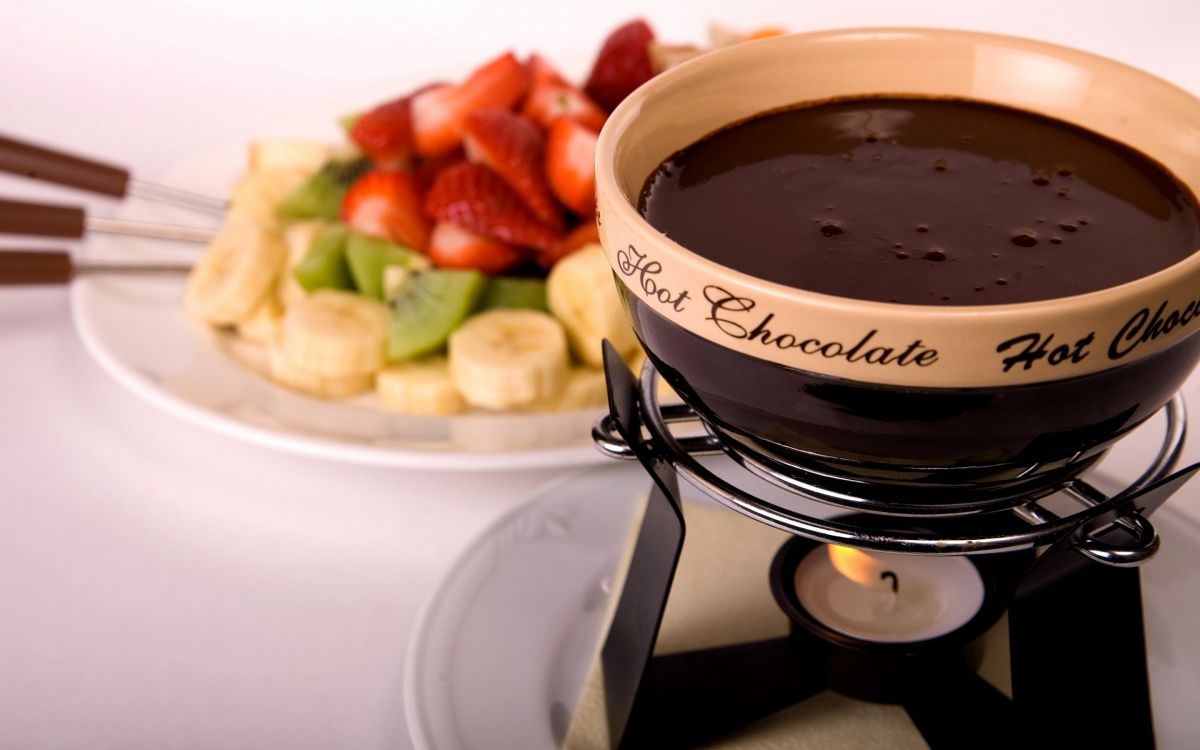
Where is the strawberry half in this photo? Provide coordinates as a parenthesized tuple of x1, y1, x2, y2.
(535, 219, 599, 268)
(585, 19, 656, 111)
(544, 119, 597, 217)
(411, 52, 531, 157)
(348, 83, 445, 166)
(426, 221, 524, 274)
(413, 150, 466, 192)
(521, 54, 607, 132)
(349, 97, 413, 166)
(424, 162, 559, 251)
(463, 108, 562, 231)
(341, 169, 431, 251)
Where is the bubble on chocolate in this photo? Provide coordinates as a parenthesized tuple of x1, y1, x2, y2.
(819, 222, 843, 237)
(1059, 222, 1078, 232)
(915, 224, 929, 233)
(1032, 169, 1052, 186)
(923, 248, 947, 261)
(1050, 237, 1063, 245)
(933, 158, 949, 171)
(1011, 231, 1038, 247)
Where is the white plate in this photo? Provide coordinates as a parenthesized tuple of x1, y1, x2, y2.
(405, 447, 1200, 749)
(404, 462, 651, 750)
(69, 93, 612, 471)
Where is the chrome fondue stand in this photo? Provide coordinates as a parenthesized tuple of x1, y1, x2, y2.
(590, 343, 1198, 750)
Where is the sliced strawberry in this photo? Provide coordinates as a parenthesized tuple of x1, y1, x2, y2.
(341, 169, 431, 251)
(585, 19, 656, 111)
(562, 219, 600, 252)
(544, 119, 597, 216)
(534, 219, 599, 268)
(426, 221, 524, 274)
(349, 97, 413, 166)
(424, 162, 559, 251)
(463, 109, 562, 231)
(526, 53, 567, 87)
(413, 150, 465, 192)
(521, 80, 607, 133)
(411, 52, 531, 157)
(522, 53, 606, 131)
(348, 83, 446, 166)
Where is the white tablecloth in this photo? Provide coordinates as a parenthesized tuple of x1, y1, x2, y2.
(3, 2, 1199, 748)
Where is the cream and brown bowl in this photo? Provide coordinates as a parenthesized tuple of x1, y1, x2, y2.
(594, 28, 1200, 502)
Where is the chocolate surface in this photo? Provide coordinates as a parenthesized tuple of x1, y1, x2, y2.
(639, 97, 1200, 305)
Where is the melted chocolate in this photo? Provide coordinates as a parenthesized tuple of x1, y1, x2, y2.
(639, 98, 1200, 305)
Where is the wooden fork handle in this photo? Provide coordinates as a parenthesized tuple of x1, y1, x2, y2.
(0, 198, 86, 238)
(0, 250, 72, 285)
(0, 134, 129, 197)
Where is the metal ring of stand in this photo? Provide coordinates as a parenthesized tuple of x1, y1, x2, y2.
(594, 362, 1189, 566)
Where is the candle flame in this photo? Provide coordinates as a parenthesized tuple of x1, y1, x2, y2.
(827, 544, 886, 588)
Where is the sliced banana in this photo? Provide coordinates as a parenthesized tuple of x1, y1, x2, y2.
(278, 220, 326, 307)
(376, 357, 467, 416)
(546, 243, 638, 367)
(625, 346, 681, 403)
(185, 211, 286, 326)
(535, 366, 608, 411)
(229, 167, 312, 228)
(449, 309, 569, 409)
(248, 140, 334, 174)
(278, 289, 388, 377)
(236, 294, 284, 345)
(267, 338, 373, 398)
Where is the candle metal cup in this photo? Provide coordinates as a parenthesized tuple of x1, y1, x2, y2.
(594, 28, 1200, 506)
(769, 518, 1023, 704)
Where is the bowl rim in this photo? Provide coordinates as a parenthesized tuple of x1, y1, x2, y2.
(594, 27, 1200, 388)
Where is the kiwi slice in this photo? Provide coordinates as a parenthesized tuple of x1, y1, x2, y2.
(387, 269, 486, 361)
(292, 225, 354, 292)
(345, 233, 425, 300)
(477, 276, 548, 312)
(277, 157, 371, 221)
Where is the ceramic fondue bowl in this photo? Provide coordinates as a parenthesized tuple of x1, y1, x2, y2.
(594, 28, 1200, 502)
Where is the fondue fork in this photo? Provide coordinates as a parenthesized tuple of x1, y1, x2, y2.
(0, 249, 191, 285)
(0, 134, 227, 215)
(0, 198, 215, 244)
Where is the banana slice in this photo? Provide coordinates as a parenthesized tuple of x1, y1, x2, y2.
(229, 167, 312, 228)
(546, 243, 638, 367)
(449, 309, 569, 409)
(376, 357, 467, 416)
(185, 211, 287, 325)
(237, 294, 284, 345)
(248, 140, 334, 174)
(278, 289, 387, 377)
(267, 338, 373, 398)
(625, 346, 681, 403)
(536, 366, 609, 411)
(278, 221, 327, 307)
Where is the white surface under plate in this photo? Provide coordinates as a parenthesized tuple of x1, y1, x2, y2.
(69, 94, 611, 471)
(405, 447, 1200, 750)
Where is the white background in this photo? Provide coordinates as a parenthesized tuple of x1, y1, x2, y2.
(3, 1, 1200, 748)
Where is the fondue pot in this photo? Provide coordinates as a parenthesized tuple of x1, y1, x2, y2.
(594, 28, 1200, 502)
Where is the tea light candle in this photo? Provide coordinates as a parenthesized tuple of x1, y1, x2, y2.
(793, 544, 985, 644)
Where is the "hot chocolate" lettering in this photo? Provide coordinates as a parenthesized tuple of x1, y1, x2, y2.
(615, 244, 690, 312)
(995, 332, 1093, 373)
(1108, 298, 1200, 360)
(703, 286, 938, 367)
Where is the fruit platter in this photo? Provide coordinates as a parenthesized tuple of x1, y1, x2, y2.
(72, 20, 779, 466)
(186, 20, 685, 416)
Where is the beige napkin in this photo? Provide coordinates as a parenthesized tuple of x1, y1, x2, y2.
(565, 500, 1011, 749)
